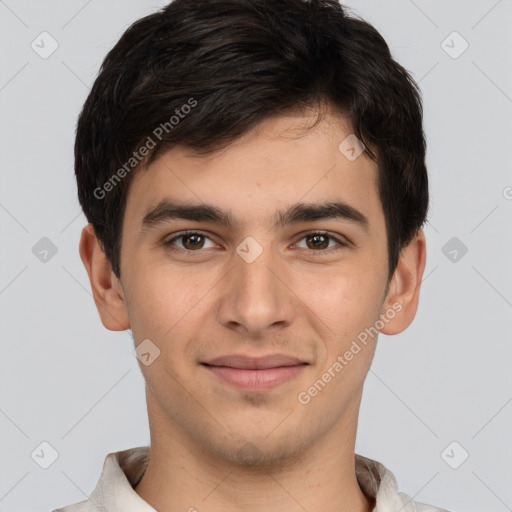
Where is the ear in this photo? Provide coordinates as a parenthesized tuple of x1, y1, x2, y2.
(380, 229, 427, 335)
(78, 224, 130, 331)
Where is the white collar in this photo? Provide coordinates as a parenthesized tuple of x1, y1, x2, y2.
(54, 446, 448, 512)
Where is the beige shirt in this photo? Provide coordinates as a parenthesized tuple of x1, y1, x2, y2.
(53, 446, 450, 512)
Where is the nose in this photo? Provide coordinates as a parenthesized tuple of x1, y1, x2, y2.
(216, 241, 296, 337)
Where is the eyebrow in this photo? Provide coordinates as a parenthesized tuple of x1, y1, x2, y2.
(138, 199, 369, 238)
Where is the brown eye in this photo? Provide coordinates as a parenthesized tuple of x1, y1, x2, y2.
(181, 233, 205, 250)
(294, 231, 348, 254)
(164, 231, 216, 252)
(305, 233, 330, 250)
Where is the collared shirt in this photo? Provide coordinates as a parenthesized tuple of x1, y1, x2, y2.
(53, 446, 450, 512)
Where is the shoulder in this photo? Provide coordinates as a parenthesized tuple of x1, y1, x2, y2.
(383, 475, 452, 512)
(406, 500, 452, 512)
(355, 453, 451, 512)
(52, 499, 99, 512)
(52, 446, 151, 512)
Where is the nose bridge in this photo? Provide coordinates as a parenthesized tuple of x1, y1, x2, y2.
(216, 235, 295, 334)
(236, 238, 277, 292)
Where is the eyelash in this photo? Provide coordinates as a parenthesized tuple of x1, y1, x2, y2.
(163, 230, 349, 256)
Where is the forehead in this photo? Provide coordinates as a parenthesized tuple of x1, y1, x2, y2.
(123, 111, 382, 232)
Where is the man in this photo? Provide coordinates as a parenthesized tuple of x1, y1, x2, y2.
(54, 0, 450, 510)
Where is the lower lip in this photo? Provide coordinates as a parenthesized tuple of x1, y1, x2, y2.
(203, 364, 307, 390)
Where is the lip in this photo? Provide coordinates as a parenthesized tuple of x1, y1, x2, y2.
(201, 354, 308, 390)
(203, 354, 306, 369)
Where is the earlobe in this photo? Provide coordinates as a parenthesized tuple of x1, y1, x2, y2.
(379, 229, 427, 336)
(79, 224, 130, 331)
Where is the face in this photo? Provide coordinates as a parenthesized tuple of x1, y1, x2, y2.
(99, 110, 405, 466)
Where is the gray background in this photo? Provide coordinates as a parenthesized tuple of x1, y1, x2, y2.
(0, 1, 511, 511)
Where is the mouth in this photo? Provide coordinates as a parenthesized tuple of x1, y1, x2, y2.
(201, 354, 308, 390)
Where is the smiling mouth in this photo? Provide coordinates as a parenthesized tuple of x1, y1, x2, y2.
(202, 364, 308, 389)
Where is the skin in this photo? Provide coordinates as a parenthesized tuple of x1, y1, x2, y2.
(79, 108, 426, 512)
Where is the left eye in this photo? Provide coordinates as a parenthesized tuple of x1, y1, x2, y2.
(294, 232, 347, 251)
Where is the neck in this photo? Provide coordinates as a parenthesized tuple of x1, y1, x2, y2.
(134, 392, 374, 512)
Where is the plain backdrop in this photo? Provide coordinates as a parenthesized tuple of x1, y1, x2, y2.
(0, 1, 511, 511)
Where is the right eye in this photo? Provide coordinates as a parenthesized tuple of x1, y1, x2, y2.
(163, 230, 218, 253)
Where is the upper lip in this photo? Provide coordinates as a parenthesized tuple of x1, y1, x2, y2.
(202, 354, 307, 370)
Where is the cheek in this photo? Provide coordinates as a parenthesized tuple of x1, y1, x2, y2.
(303, 271, 383, 401)
(125, 256, 224, 349)
(299, 261, 385, 333)
(124, 262, 190, 340)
